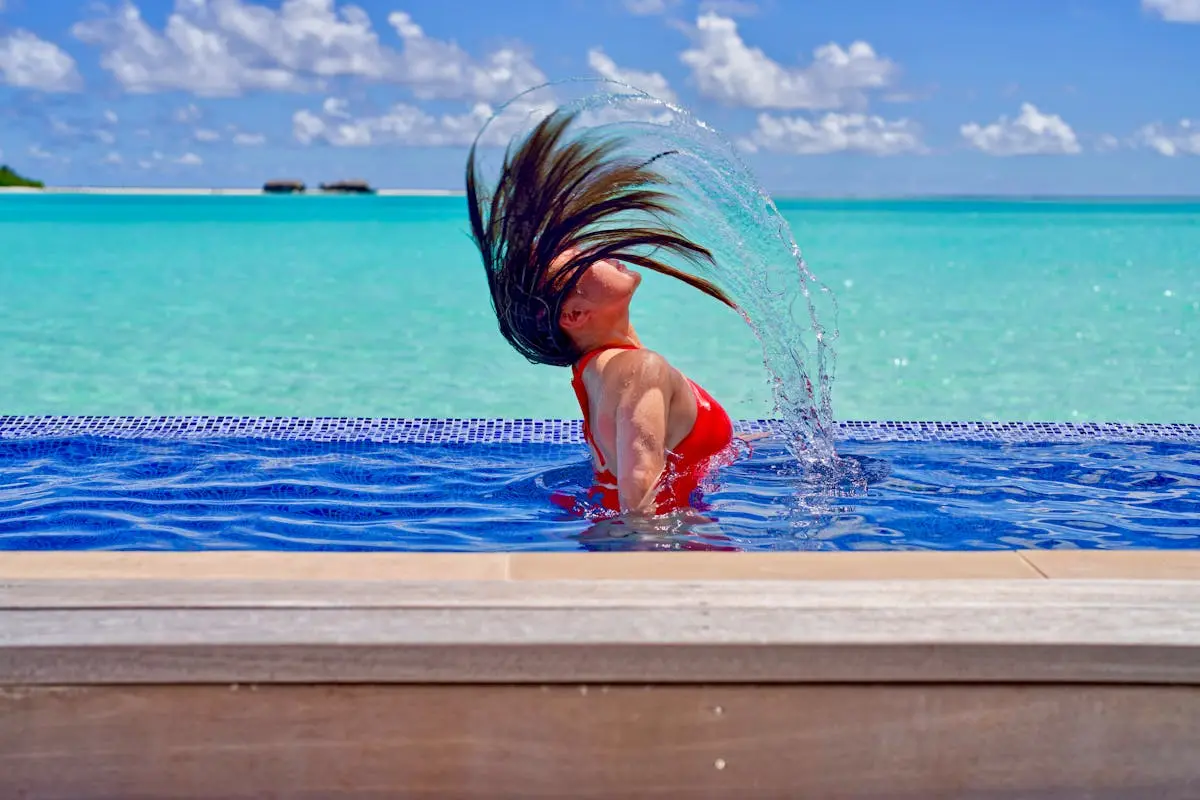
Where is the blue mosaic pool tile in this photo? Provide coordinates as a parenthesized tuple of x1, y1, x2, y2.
(1, 416, 1198, 444)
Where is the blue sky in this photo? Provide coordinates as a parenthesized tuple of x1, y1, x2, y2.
(1, 0, 1198, 193)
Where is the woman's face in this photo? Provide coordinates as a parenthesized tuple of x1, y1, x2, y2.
(550, 249, 641, 328)
(572, 257, 642, 307)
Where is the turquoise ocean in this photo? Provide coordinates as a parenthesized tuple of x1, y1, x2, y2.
(2, 193, 1196, 423)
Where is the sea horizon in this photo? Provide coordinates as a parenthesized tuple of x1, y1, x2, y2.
(4, 186, 1200, 201)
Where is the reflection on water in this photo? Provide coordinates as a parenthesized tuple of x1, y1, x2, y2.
(1, 435, 1197, 552)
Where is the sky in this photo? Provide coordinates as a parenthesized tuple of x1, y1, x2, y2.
(1, 0, 1198, 194)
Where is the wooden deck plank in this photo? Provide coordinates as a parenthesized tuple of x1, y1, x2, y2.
(0, 576, 1196, 609)
(3, 579, 1200, 684)
(3, 684, 1199, 799)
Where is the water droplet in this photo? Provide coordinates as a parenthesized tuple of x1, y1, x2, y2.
(714, 759, 727, 771)
(1164, 289, 1174, 297)
(712, 705, 724, 716)
(843, 279, 854, 288)
(1093, 285, 1101, 292)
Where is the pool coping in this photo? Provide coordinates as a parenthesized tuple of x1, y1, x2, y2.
(4, 549, 1200, 582)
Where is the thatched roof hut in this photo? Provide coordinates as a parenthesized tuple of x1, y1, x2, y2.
(263, 179, 306, 194)
(319, 179, 375, 194)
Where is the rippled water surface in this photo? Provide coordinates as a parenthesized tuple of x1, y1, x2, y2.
(2, 435, 1196, 551)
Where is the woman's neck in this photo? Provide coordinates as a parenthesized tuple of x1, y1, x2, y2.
(573, 318, 641, 354)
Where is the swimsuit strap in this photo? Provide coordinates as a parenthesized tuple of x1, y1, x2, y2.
(572, 343, 641, 377)
(570, 344, 641, 453)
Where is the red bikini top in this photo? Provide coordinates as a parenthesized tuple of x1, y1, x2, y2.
(569, 344, 734, 513)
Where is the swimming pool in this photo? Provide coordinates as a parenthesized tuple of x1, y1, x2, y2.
(3, 416, 1196, 552)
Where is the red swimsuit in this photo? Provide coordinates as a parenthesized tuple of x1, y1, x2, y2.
(570, 345, 734, 515)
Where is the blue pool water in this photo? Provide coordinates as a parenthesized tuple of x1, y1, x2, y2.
(2, 419, 1196, 552)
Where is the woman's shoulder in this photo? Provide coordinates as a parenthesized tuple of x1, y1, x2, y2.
(593, 347, 683, 396)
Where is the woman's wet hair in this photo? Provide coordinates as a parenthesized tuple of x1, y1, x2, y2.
(466, 108, 736, 367)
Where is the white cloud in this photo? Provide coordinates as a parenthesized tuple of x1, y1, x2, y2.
(73, 0, 545, 101)
(233, 131, 266, 145)
(384, 11, 545, 101)
(96, 129, 117, 145)
(292, 109, 327, 144)
(323, 96, 351, 117)
(679, 13, 895, 110)
(73, 1, 302, 96)
(739, 112, 925, 155)
(176, 152, 202, 165)
(699, 0, 759, 15)
(292, 94, 558, 148)
(622, 0, 680, 14)
(960, 103, 1081, 156)
(587, 48, 677, 103)
(1095, 133, 1120, 153)
(1143, 0, 1200, 22)
(175, 104, 203, 123)
(293, 99, 494, 147)
(0, 30, 83, 92)
(103, 151, 123, 164)
(194, 128, 222, 141)
(104, 109, 119, 124)
(28, 144, 53, 159)
(1134, 120, 1200, 156)
(50, 118, 81, 137)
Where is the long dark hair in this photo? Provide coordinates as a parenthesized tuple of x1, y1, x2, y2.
(465, 108, 737, 367)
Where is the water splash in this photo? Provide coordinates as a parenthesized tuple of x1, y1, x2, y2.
(473, 80, 842, 467)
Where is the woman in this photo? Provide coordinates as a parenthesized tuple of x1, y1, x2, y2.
(465, 108, 740, 517)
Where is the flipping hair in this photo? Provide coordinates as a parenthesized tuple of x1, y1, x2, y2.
(466, 108, 736, 367)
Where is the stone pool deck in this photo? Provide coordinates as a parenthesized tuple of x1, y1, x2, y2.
(3, 550, 1200, 798)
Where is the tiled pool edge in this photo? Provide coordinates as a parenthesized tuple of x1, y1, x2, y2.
(3, 415, 1200, 443)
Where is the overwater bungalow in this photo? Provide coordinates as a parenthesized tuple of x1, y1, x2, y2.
(263, 179, 306, 194)
(319, 179, 375, 194)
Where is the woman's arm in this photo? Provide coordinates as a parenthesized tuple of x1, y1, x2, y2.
(605, 350, 675, 515)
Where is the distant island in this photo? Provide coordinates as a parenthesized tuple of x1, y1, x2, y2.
(261, 178, 377, 195)
(0, 165, 43, 189)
